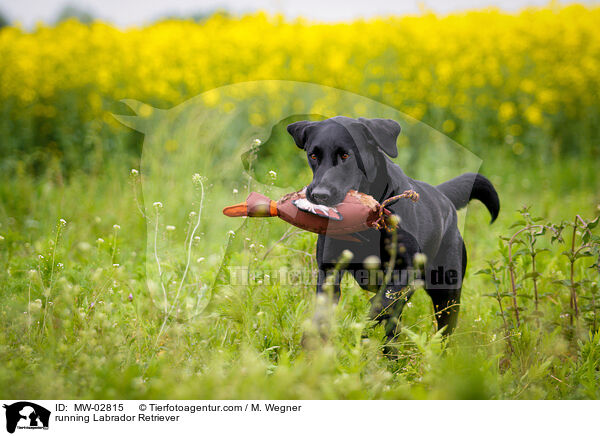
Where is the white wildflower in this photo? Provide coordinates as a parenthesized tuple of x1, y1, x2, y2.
(413, 253, 428, 267)
(340, 249, 354, 263)
(363, 255, 380, 270)
(192, 173, 203, 185)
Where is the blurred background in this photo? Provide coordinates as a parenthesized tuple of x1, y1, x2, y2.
(1, 0, 599, 179)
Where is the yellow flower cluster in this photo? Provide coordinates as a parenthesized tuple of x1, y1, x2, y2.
(1, 5, 599, 156)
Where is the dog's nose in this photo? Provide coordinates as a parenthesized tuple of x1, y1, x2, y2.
(310, 187, 331, 204)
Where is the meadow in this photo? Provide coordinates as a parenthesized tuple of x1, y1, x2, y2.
(0, 5, 599, 399)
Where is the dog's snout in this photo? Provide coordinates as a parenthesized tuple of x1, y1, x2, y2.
(309, 187, 332, 205)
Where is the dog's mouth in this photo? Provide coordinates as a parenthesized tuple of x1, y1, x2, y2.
(305, 187, 348, 207)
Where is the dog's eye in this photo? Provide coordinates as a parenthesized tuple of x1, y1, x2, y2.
(309, 153, 317, 161)
(341, 153, 349, 160)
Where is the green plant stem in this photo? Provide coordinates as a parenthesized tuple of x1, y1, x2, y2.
(508, 223, 558, 327)
(532, 252, 539, 311)
(569, 218, 579, 325)
(491, 267, 514, 354)
(41, 223, 62, 334)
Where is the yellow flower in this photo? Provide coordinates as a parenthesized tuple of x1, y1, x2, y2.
(0, 4, 597, 157)
(524, 105, 543, 126)
(498, 102, 516, 122)
(442, 119, 456, 133)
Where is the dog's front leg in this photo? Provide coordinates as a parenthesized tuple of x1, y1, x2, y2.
(368, 279, 416, 342)
(368, 229, 422, 342)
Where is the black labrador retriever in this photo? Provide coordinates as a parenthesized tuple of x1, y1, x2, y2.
(287, 116, 499, 339)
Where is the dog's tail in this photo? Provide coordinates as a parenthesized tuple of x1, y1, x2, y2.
(436, 173, 500, 223)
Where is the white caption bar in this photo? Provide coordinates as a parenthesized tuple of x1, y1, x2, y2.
(0, 400, 595, 436)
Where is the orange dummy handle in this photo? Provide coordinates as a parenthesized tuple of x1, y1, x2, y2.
(222, 192, 278, 217)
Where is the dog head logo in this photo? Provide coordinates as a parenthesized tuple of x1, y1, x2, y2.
(3, 402, 50, 433)
(114, 80, 481, 300)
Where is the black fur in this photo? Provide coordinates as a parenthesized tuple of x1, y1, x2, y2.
(288, 116, 500, 341)
(437, 173, 500, 223)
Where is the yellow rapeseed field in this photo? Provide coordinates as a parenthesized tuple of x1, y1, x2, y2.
(0, 4, 599, 159)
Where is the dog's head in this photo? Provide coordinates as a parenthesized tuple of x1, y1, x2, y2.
(287, 116, 401, 206)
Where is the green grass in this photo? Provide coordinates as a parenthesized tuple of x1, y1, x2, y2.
(0, 140, 599, 399)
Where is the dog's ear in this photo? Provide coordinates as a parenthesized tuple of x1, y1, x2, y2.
(287, 121, 315, 150)
(357, 118, 400, 158)
(336, 117, 400, 182)
(341, 121, 379, 183)
(354, 143, 378, 183)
